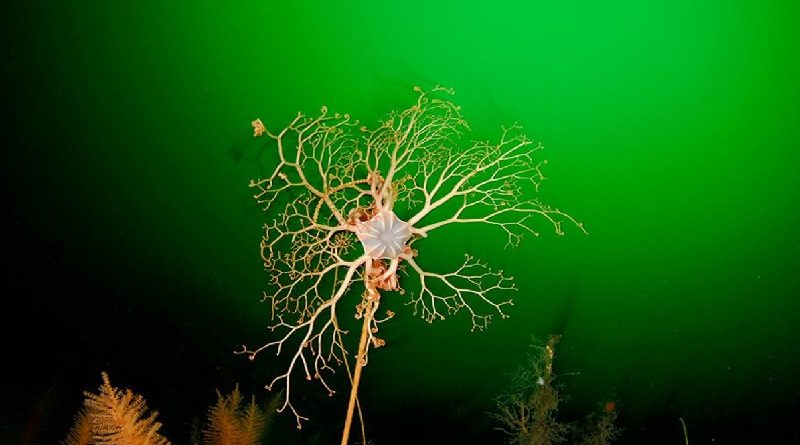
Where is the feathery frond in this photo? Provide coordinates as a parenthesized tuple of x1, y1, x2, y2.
(83, 372, 171, 445)
(61, 409, 92, 445)
(203, 386, 267, 445)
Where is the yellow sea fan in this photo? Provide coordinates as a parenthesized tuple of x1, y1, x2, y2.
(203, 386, 267, 445)
(83, 372, 171, 445)
(61, 409, 92, 445)
(238, 399, 267, 445)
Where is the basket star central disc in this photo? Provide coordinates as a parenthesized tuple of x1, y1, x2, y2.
(356, 210, 412, 260)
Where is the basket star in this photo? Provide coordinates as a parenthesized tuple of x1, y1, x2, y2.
(243, 86, 585, 434)
(355, 210, 412, 260)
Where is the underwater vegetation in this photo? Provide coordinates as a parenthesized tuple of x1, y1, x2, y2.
(200, 386, 270, 445)
(52, 358, 695, 445)
(245, 86, 584, 443)
(61, 373, 275, 445)
(493, 336, 621, 445)
(62, 372, 170, 445)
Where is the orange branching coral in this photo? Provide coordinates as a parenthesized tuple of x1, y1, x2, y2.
(61, 410, 92, 445)
(83, 372, 171, 445)
(203, 386, 267, 445)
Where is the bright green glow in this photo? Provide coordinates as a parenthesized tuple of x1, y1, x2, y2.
(7, 0, 798, 442)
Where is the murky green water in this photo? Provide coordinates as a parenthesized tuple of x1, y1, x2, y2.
(4, 1, 798, 443)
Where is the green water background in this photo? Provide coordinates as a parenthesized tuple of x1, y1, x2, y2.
(3, 0, 799, 443)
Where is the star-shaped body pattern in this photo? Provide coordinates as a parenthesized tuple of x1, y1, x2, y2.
(356, 210, 411, 259)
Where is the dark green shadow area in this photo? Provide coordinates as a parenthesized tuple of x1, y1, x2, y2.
(2, 0, 798, 444)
